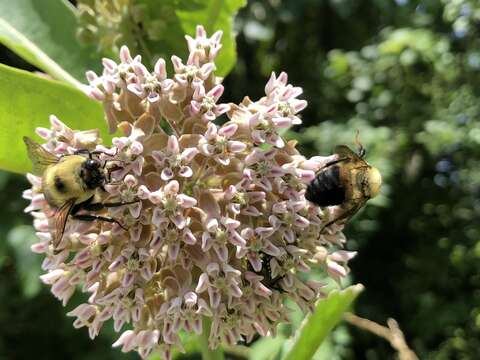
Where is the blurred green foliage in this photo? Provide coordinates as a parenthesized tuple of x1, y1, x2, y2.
(1, 0, 480, 359)
(222, 0, 480, 358)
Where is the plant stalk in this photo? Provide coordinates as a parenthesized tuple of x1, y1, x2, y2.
(199, 317, 224, 360)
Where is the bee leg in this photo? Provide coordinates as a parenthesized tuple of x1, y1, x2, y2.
(80, 200, 140, 212)
(105, 163, 126, 183)
(74, 149, 118, 158)
(323, 157, 349, 169)
(71, 214, 128, 230)
(320, 201, 361, 233)
(103, 200, 140, 208)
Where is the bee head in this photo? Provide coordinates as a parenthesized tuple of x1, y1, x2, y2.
(80, 158, 105, 189)
(365, 166, 382, 198)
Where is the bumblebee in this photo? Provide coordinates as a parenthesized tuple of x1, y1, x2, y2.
(305, 138, 382, 231)
(24, 136, 135, 246)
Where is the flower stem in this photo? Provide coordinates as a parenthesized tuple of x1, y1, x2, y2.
(199, 317, 224, 360)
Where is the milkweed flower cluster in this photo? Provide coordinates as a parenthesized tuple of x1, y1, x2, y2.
(24, 25, 356, 359)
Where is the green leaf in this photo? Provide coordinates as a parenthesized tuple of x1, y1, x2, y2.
(119, 0, 245, 77)
(249, 335, 286, 360)
(282, 284, 364, 360)
(7, 225, 43, 298)
(176, 0, 247, 76)
(0, 0, 101, 85)
(0, 64, 106, 174)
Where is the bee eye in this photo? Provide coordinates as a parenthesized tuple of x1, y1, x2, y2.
(86, 159, 99, 169)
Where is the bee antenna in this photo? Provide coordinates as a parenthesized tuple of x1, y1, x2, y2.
(355, 130, 366, 158)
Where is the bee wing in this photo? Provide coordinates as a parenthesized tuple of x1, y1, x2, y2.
(321, 199, 366, 232)
(53, 198, 76, 247)
(334, 145, 361, 161)
(23, 136, 58, 175)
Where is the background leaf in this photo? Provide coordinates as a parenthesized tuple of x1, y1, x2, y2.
(6, 225, 42, 298)
(249, 335, 286, 360)
(283, 284, 364, 360)
(0, 0, 101, 85)
(0, 64, 106, 174)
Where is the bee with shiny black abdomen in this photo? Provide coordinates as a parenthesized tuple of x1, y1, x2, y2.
(24, 136, 137, 247)
(305, 135, 382, 231)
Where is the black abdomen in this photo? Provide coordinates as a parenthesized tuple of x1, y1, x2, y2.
(305, 165, 345, 206)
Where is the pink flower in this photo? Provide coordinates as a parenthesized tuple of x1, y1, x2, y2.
(243, 148, 284, 191)
(198, 122, 246, 165)
(152, 135, 198, 180)
(127, 58, 174, 103)
(185, 25, 223, 63)
(171, 55, 215, 88)
(190, 84, 230, 122)
(25, 26, 354, 358)
(195, 262, 243, 308)
(263, 71, 307, 126)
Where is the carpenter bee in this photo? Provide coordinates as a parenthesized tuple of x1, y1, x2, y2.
(24, 136, 136, 246)
(305, 135, 382, 231)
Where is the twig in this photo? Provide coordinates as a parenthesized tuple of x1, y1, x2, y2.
(344, 313, 418, 360)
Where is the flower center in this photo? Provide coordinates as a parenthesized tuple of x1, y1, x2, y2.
(144, 73, 162, 93)
(122, 187, 137, 202)
(214, 277, 226, 289)
(117, 63, 131, 80)
(215, 229, 228, 243)
(184, 65, 199, 82)
(201, 96, 216, 112)
(281, 212, 295, 226)
(283, 173, 300, 188)
(250, 236, 262, 252)
(233, 192, 247, 206)
(163, 196, 177, 212)
(277, 102, 292, 117)
(166, 228, 178, 242)
(127, 257, 140, 271)
(253, 161, 270, 176)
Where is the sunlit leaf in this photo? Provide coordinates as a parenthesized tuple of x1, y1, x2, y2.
(0, 0, 101, 85)
(283, 284, 364, 360)
(0, 64, 106, 174)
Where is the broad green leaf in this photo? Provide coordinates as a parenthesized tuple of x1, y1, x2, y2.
(283, 284, 364, 360)
(7, 225, 42, 298)
(0, 0, 101, 85)
(0, 64, 106, 174)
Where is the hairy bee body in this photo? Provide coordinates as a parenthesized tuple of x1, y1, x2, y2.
(306, 144, 382, 230)
(23, 136, 131, 247)
(42, 155, 97, 208)
(305, 165, 345, 207)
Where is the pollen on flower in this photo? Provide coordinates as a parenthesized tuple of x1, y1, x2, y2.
(25, 24, 355, 359)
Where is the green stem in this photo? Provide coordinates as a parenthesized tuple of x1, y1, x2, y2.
(199, 317, 224, 360)
(223, 344, 251, 358)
